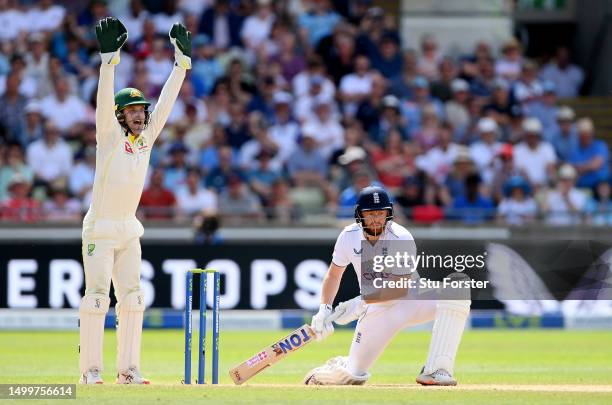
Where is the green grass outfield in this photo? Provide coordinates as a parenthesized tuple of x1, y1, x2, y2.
(1, 329, 611, 404)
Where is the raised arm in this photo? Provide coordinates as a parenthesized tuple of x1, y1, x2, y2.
(94, 17, 128, 137)
(148, 23, 192, 140)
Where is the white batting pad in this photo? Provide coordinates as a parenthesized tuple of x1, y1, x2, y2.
(79, 294, 110, 374)
(116, 290, 145, 373)
(423, 300, 471, 375)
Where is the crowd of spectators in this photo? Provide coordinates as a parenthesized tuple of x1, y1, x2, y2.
(0, 0, 609, 226)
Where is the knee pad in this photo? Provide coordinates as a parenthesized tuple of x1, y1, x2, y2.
(117, 290, 145, 313)
(80, 294, 110, 314)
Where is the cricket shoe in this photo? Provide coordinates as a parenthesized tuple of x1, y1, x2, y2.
(116, 367, 150, 384)
(416, 367, 457, 386)
(304, 356, 369, 385)
(79, 367, 104, 384)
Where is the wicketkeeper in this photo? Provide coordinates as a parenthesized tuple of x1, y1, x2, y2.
(78, 17, 191, 384)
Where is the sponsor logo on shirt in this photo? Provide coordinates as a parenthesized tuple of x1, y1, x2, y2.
(124, 141, 134, 154)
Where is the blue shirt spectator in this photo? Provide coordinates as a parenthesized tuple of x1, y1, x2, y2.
(298, 4, 341, 47)
(569, 118, 610, 188)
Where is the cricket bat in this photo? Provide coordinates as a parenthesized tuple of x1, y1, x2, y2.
(229, 312, 341, 385)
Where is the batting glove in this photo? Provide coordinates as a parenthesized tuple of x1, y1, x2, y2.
(332, 296, 366, 325)
(169, 22, 192, 70)
(95, 17, 128, 65)
(311, 304, 334, 342)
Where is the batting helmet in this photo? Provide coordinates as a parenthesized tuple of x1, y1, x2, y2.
(354, 186, 393, 229)
(114, 87, 151, 132)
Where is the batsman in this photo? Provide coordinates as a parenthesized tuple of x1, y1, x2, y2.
(78, 17, 191, 384)
(304, 187, 471, 386)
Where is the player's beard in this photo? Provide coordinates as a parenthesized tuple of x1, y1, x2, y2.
(362, 221, 386, 237)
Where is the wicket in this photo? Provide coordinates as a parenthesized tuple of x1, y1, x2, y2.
(184, 268, 220, 384)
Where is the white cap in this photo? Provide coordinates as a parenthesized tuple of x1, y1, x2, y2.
(558, 164, 577, 180)
(576, 117, 594, 133)
(272, 91, 293, 105)
(522, 117, 543, 134)
(24, 101, 41, 114)
(451, 78, 469, 93)
(477, 117, 498, 133)
(338, 146, 367, 165)
(556, 106, 575, 121)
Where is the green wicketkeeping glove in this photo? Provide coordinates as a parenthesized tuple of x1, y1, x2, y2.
(95, 17, 128, 65)
(169, 22, 192, 70)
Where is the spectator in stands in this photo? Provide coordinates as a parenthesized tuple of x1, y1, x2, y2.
(524, 81, 558, 135)
(29, 0, 66, 34)
(218, 175, 263, 223)
(1, 173, 41, 222)
(120, 0, 149, 44)
(495, 38, 523, 81)
(0, 72, 27, 142)
(354, 74, 387, 136)
(585, 177, 612, 226)
(470, 118, 503, 186)
(468, 56, 497, 98)
(339, 54, 373, 118)
(298, 0, 341, 48)
(247, 148, 282, 204)
(491, 143, 520, 202)
(269, 31, 305, 84)
(152, 0, 183, 34)
(544, 164, 587, 225)
(496, 176, 537, 225)
(337, 168, 375, 218)
(199, 125, 233, 173)
(539, 46, 584, 99)
(0, 143, 33, 202)
(292, 55, 335, 100)
(511, 60, 543, 107)
(39, 77, 88, 136)
(241, 0, 275, 52)
(513, 118, 557, 188)
(26, 121, 73, 186)
(430, 57, 458, 102)
(144, 37, 174, 88)
(239, 112, 280, 172)
(444, 79, 470, 136)
(370, 32, 402, 79)
(198, 0, 244, 50)
(287, 132, 328, 185)
(416, 123, 460, 185)
(401, 76, 443, 136)
(225, 100, 251, 150)
(163, 143, 190, 194)
(389, 49, 418, 100)
(206, 145, 244, 192)
(247, 75, 277, 122)
(449, 173, 494, 223)
(42, 181, 81, 222)
(411, 103, 442, 151)
(569, 118, 610, 189)
(139, 168, 176, 220)
(268, 92, 300, 164)
(69, 146, 95, 200)
(482, 79, 514, 141)
(416, 34, 441, 80)
(19, 102, 44, 148)
(24, 33, 50, 98)
(440, 146, 475, 206)
(267, 178, 298, 223)
(176, 168, 217, 218)
(301, 96, 344, 161)
(371, 130, 416, 192)
(192, 34, 224, 97)
(366, 94, 408, 145)
(549, 106, 577, 161)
